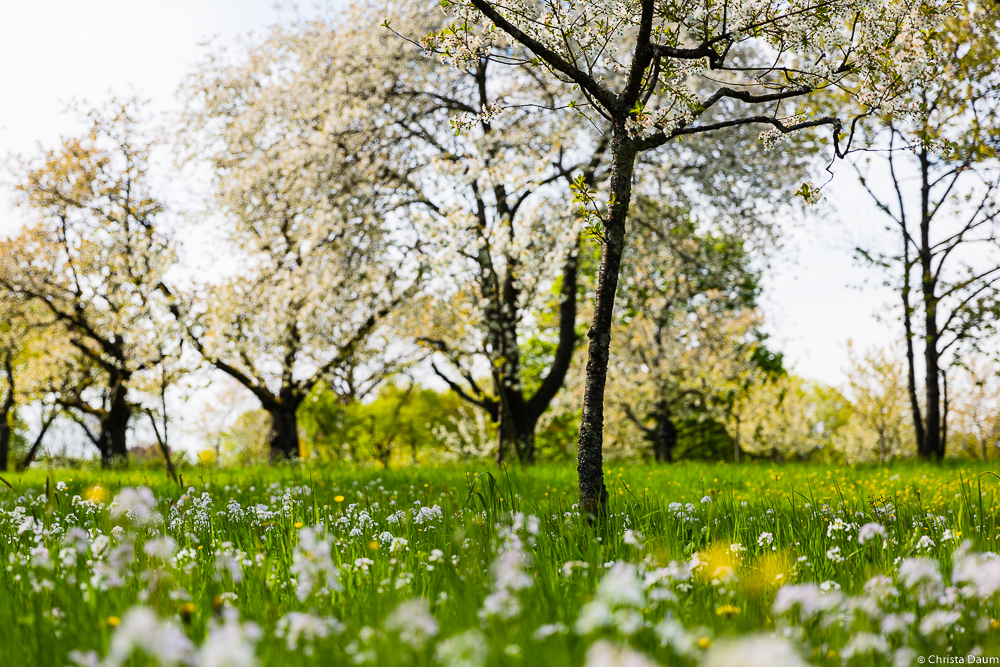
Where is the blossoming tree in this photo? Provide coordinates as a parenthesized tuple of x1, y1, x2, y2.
(428, 0, 955, 511)
(175, 37, 422, 462)
(0, 101, 176, 466)
(849, 0, 1000, 459)
(610, 202, 763, 462)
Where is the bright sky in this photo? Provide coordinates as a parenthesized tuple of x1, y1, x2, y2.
(0, 1, 901, 419)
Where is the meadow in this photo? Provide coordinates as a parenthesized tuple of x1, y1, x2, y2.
(2, 462, 999, 666)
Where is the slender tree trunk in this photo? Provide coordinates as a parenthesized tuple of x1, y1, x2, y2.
(901, 228, 925, 453)
(0, 418, 10, 473)
(0, 411, 11, 473)
(940, 370, 949, 458)
(922, 318, 942, 459)
(578, 124, 636, 516)
(734, 414, 741, 463)
(918, 149, 942, 460)
(147, 408, 179, 485)
(19, 411, 55, 471)
(0, 354, 14, 472)
(267, 403, 301, 462)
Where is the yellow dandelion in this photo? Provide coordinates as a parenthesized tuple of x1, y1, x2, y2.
(698, 637, 712, 650)
(84, 485, 106, 504)
(715, 605, 742, 618)
(107, 616, 121, 627)
(294, 521, 303, 528)
(179, 603, 196, 623)
(334, 495, 345, 503)
(368, 540, 379, 551)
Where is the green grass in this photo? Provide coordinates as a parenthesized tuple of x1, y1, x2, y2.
(2, 461, 999, 666)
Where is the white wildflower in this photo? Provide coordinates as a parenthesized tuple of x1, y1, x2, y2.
(385, 598, 438, 649)
(275, 612, 343, 655)
(435, 629, 488, 667)
(575, 563, 646, 636)
(623, 530, 644, 550)
(882, 612, 916, 634)
(898, 558, 944, 605)
(918, 609, 961, 636)
(858, 523, 886, 545)
(951, 542, 1000, 599)
(290, 526, 340, 601)
(773, 583, 843, 620)
(703, 635, 810, 667)
(104, 606, 193, 667)
(533, 623, 567, 641)
(841, 632, 890, 658)
(197, 608, 262, 667)
(654, 616, 699, 658)
(585, 640, 659, 667)
(110, 487, 160, 527)
(144, 536, 177, 561)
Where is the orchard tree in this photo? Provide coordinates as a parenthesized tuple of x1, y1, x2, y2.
(0, 300, 32, 472)
(16, 332, 81, 469)
(947, 356, 1000, 460)
(607, 102, 813, 464)
(851, 0, 1000, 459)
(296, 2, 603, 464)
(611, 201, 762, 462)
(427, 0, 953, 511)
(734, 374, 826, 461)
(841, 342, 911, 463)
(176, 47, 422, 462)
(0, 101, 176, 466)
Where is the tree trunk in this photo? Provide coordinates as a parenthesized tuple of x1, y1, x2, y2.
(577, 124, 636, 517)
(651, 403, 677, 463)
(146, 408, 179, 485)
(0, 418, 10, 473)
(267, 403, 301, 462)
(106, 377, 131, 464)
(496, 390, 539, 464)
(901, 227, 925, 453)
(510, 414, 538, 465)
(922, 315, 942, 460)
(734, 414, 741, 463)
(918, 148, 942, 460)
(940, 370, 949, 458)
(19, 411, 55, 471)
(0, 353, 14, 472)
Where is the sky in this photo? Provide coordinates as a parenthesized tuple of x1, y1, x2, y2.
(0, 1, 903, 447)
